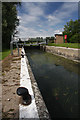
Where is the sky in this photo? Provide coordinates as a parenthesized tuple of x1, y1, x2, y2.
(17, 2, 78, 38)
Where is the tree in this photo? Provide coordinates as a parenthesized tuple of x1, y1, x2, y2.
(2, 2, 21, 50)
(49, 37, 55, 43)
(69, 33, 80, 43)
(63, 19, 80, 43)
(46, 36, 54, 43)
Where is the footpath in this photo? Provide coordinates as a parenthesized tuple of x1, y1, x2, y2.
(2, 48, 21, 119)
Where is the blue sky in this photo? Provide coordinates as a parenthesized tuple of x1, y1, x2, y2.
(17, 2, 78, 38)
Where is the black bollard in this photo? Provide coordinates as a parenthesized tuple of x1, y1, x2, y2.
(17, 87, 32, 105)
(21, 51, 24, 58)
(21, 54, 24, 58)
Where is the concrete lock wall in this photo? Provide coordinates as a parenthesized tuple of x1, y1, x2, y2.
(45, 46, 80, 62)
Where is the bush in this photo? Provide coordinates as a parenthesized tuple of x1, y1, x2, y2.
(69, 33, 80, 43)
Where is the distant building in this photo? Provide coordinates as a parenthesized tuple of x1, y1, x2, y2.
(54, 34, 64, 44)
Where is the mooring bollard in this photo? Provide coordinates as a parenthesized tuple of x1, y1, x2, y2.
(17, 87, 32, 105)
(21, 51, 24, 58)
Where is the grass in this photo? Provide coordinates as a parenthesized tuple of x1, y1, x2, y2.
(0, 52, 2, 60)
(0, 49, 11, 60)
(0, 47, 17, 60)
(48, 43, 80, 49)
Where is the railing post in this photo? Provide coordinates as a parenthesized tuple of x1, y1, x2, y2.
(15, 42, 19, 56)
(10, 42, 13, 55)
(18, 45, 19, 56)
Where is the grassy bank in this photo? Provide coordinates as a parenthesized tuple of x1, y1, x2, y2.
(0, 49, 11, 60)
(0, 52, 2, 60)
(48, 43, 80, 49)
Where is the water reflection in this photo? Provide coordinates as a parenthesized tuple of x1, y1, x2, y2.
(25, 49, 80, 119)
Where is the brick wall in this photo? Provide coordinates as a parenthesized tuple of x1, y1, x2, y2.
(55, 35, 63, 44)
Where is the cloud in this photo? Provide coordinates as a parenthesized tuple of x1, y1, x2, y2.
(47, 15, 57, 22)
(56, 2, 78, 19)
(44, 2, 78, 31)
(54, 28, 64, 34)
(46, 14, 62, 26)
(18, 3, 46, 25)
(17, 2, 78, 38)
(21, 14, 38, 23)
(17, 24, 64, 38)
(22, 2, 45, 16)
(46, 2, 78, 23)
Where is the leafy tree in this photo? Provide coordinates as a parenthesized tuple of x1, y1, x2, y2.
(69, 33, 80, 43)
(63, 19, 80, 43)
(2, 2, 21, 50)
(49, 36, 55, 43)
(46, 36, 54, 43)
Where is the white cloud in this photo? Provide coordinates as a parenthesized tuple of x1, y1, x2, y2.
(22, 2, 45, 17)
(17, 24, 64, 38)
(46, 2, 78, 24)
(22, 14, 38, 22)
(27, 6, 44, 16)
(46, 14, 62, 26)
(17, 2, 78, 38)
(54, 28, 64, 34)
(56, 2, 78, 19)
(44, 2, 78, 30)
(17, 24, 55, 38)
(17, 16, 21, 19)
(18, 3, 45, 25)
(47, 15, 57, 21)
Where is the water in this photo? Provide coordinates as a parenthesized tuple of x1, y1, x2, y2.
(25, 48, 80, 119)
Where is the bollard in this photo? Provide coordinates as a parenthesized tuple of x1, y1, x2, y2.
(17, 87, 32, 105)
(21, 51, 24, 58)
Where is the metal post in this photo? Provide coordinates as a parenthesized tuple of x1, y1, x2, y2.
(18, 45, 19, 56)
(16, 42, 19, 56)
(46, 39, 48, 45)
(10, 42, 13, 55)
(10, 35, 13, 55)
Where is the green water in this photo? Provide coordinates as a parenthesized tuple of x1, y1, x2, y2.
(25, 48, 80, 119)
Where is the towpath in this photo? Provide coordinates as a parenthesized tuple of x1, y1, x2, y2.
(2, 48, 21, 119)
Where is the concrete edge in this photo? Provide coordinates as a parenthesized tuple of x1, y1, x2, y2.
(19, 48, 39, 119)
(47, 45, 80, 50)
(43, 45, 80, 63)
